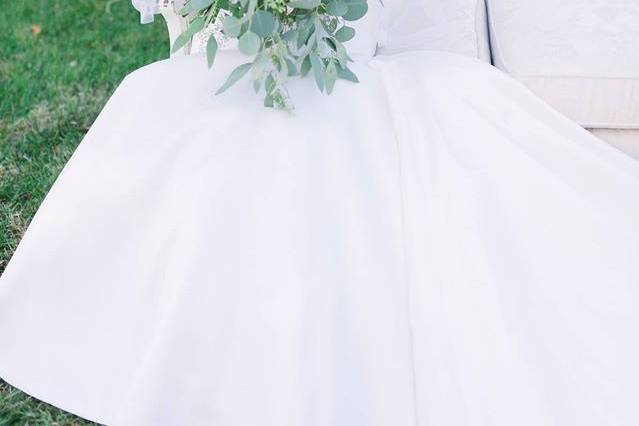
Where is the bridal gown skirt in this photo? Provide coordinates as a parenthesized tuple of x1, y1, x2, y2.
(1, 50, 638, 425)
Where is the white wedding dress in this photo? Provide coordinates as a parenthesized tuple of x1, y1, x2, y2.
(1, 1, 639, 425)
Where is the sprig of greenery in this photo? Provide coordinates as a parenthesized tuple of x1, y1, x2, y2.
(173, 0, 368, 110)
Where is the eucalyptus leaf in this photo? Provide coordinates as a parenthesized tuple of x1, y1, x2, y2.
(297, 23, 314, 48)
(318, 38, 333, 56)
(289, 0, 321, 10)
(300, 55, 312, 77)
(313, 20, 324, 43)
(343, 2, 368, 20)
(216, 62, 253, 94)
(264, 94, 274, 107)
(282, 29, 298, 42)
(337, 64, 359, 83)
(309, 51, 325, 92)
(171, 16, 206, 53)
(325, 61, 337, 94)
(331, 38, 348, 65)
(223, 15, 242, 37)
(189, 15, 207, 33)
(171, 31, 192, 53)
(335, 26, 355, 42)
(285, 58, 298, 76)
(330, 18, 340, 32)
(251, 10, 278, 37)
(326, 0, 348, 16)
(206, 36, 218, 68)
(179, 0, 214, 15)
(324, 37, 337, 51)
(239, 20, 250, 37)
(320, 17, 337, 34)
(239, 31, 261, 55)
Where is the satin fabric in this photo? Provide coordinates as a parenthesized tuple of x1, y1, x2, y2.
(1, 51, 638, 425)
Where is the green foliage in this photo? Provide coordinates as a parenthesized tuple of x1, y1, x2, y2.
(216, 62, 254, 93)
(207, 35, 219, 66)
(172, 15, 207, 52)
(343, 0, 368, 20)
(178, 0, 368, 110)
(326, 0, 348, 17)
(0, 1, 166, 421)
(251, 10, 278, 36)
(223, 15, 243, 37)
(335, 25, 355, 42)
(239, 31, 262, 54)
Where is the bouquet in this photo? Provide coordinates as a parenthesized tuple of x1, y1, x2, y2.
(172, 0, 369, 110)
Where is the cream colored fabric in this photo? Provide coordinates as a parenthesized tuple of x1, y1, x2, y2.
(590, 128, 639, 160)
(380, 0, 491, 62)
(519, 76, 639, 129)
(487, 0, 639, 129)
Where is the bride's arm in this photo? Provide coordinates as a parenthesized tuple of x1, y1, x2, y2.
(158, 0, 190, 56)
(132, 0, 190, 56)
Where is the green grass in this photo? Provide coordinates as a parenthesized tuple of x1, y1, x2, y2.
(0, 0, 167, 423)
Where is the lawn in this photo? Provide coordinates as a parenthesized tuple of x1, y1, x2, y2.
(0, 0, 167, 424)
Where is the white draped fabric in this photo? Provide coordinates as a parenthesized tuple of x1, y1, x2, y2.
(1, 1, 639, 425)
